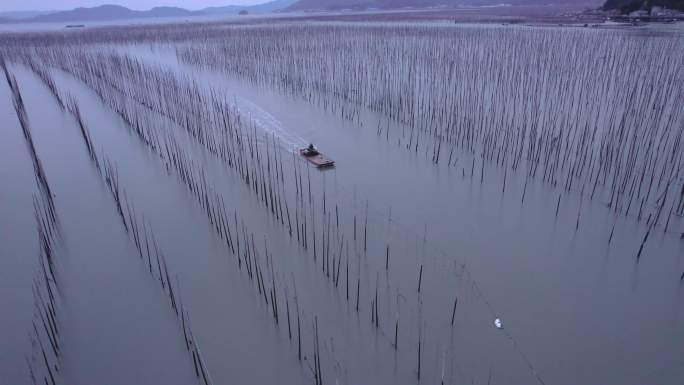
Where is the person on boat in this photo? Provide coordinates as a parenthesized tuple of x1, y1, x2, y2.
(304, 143, 319, 156)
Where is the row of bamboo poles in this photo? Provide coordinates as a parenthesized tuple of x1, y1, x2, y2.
(2, 61, 64, 385)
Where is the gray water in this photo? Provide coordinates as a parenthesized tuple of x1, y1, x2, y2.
(1, 22, 683, 385)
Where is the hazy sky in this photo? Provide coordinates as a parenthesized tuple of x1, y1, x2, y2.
(0, 0, 266, 12)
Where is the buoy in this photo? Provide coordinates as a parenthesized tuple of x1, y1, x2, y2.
(494, 318, 503, 329)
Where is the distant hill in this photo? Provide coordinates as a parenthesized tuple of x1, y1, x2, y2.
(602, 0, 684, 12)
(203, 0, 298, 15)
(0, 10, 56, 20)
(30, 4, 198, 23)
(0, 0, 296, 24)
(287, 0, 600, 11)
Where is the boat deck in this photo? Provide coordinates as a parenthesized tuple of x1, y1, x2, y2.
(300, 149, 335, 168)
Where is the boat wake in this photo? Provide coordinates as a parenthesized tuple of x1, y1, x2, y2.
(234, 96, 308, 152)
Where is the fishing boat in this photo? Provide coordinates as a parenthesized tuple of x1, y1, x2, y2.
(300, 144, 335, 169)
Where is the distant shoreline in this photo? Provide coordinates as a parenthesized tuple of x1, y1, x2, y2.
(0, 5, 682, 34)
